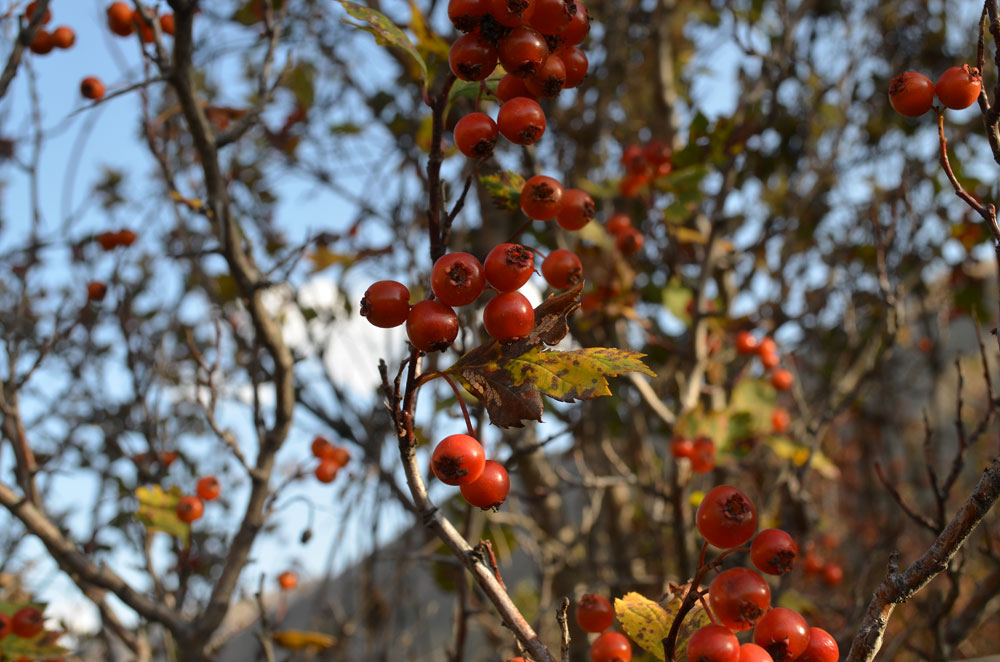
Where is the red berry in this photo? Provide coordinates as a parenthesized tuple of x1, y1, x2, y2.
(431, 252, 487, 306)
(160, 13, 175, 35)
(615, 228, 644, 255)
(484, 243, 535, 291)
(406, 300, 460, 352)
(449, 32, 498, 81)
(686, 624, 740, 662)
(52, 26, 76, 49)
(771, 407, 790, 433)
(0, 612, 11, 639)
(80, 76, 106, 100)
(87, 281, 108, 302)
(498, 26, 549, 78)
(621, 144, 646, 172)
(797, 627, 839, 662)
(708, 568, 771, 631)
(541, 248, 582, 289)
(759, 349, 780, 370)
(488, 0, 535, 27)
(751, 529, 798, 575)
(454, 112, 499, 159)
(643, 140, 672, 166)
(449, 0, 488, 31)
(10, 607, 44, 639)
(671, 437, 694, 458)
(196, 476, 220, 501)
(561, 45, 589, 88)
(753, 609, 809, 662)
(520, 175, 564, 220)
(770, 369, 793, 391)
(735, 331, 757, 354)
(888, 71, 934, 117)
(432, 434, 486, 486)
(496, 73, 536, 102)
(107, 2, 135, 36)
(25, 1, 51, 23)
(176, 495, 204, 523)
(29, 30, 53, 54)
(696, 485, 757, 549)
(361, 280, 411, 328)
(590, 631, 631, 662)
(116, 229, 137, 246)
(525, 54, 566, 97)
(738, 643, 775, 662)
(483, 291, 535, 342)
(560, 1, 589, 44)
(606, 213, 632, 236)
(278, 571, 298, 590)
(311, 435, 335, 459)
(497, 97, 546, 145)
(329, 446, 351, 467)
(315, 459, 340, 483)
(555, 189, 595, 230)
(936, 65, 981, 110)
(575, 593, 614, 633)
(803, 547, 824, 575)
(530, 0, 575, 34)
(690, 436, 716, 473)
(821, 562, 843, 586)
(460, 459, 511, 509)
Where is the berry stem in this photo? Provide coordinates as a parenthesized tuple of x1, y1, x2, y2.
(427, 72, 458, 263)
(416, 370, 477, 438)
(662, 541, 711, 662)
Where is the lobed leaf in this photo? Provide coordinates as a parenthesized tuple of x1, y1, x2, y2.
(507, 347, 654, 402)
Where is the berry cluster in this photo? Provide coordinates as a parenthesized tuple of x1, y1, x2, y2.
(311, 435, 351, 483)
(175, 475, 223, 524)
(23, 2, 75, 55)
(619, 139, 673, 198)
(431, 434, 510, 510)
(96, 229, 138, 250)
(734, 332, 794, 392)
(671, 435, 717, 474)
(604, 212, 643, 255)
(888, 65, 982, 117)
(575, 593, 632, 662)
(685, 485, 839, 662)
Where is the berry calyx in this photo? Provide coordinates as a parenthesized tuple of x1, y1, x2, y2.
(520, 175, 565, 220)
(525, 53, 566, 97)
(686, 624, 740, 662)
(454, 112, 499, 159)
(575, 593, 614, 633)
(361, 280, 411, 328)
(707, 568, 771, 631)
(556, 189, 595, 230)
(936, 65, 981, 110)
(432, 434, 486, 486)
(888, 71, 934, 117)
(460, 459, 510, 509)
(796, 627, 839, 662)
(406, 300, 460, 352)
(560, 1, 590, 44)
(696, 485, 757, 549)
(488, 0, 535, 28)
(449, 0, 488, 32)
(11, 606, 44, 639)
(278, 571, 298, 590)
(483, 291, 535, 342)
(431, 252, 487, 306)
(81, 77, 106, 100)
(196, 476, 221, 501)
(541, 248, 582, 289)
(498, 26, 549, 78)
(750, 528, 798, 575)
(590, 631, 631, 662)
(497, 97, 546, 145)
(176, 495, 205, 523)
(484, 243, 535, 292)
(753, 608, 809, 662)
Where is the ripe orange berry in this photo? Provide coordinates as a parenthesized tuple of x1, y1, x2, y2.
(133, 10, 154, 43)
(821, 562, 843, 586)
(311, 435, 335, 459)
(87, 281, 108, 301)
(176, 495, 204, 523)
(735, 330, 757, 354)
(159, 14, 175, 36)
(771, 369, 793, 392)
(888, 71, 935, 117)
(315, 459, 339, 483)
(80, 77, 105, 100)
(29, 29, 53, 54)
(107, 2, 135, 37)
(116, 229, 137, 246)
(278, 571, 298, 590)
(51, 26, 75, 49)
(196, 476, 220, 501)
(25, 1, 51, 23)
(329, 446, 350, 467)
(10, 606, 44, 639)
(771, 407, 790, 433)
(936, 65, 981, 110)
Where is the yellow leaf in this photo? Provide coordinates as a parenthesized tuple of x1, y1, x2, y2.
(135, 484, 189, 546)
(671, 226, 709, 244)
(614, 590, 711, 661)
(169, 190, 211, 216)
(768, 437, 840, 479)
(307, 246, 354, 273)
(507, 347, 655, 402)
(272, 629, 336, 651)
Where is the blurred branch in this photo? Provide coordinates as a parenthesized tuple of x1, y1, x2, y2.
(0, 0, 50, 101)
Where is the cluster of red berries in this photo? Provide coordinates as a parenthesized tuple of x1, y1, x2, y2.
(604, 212, 643, 256)
(888, 65, 982, 117)
(801, 537, 844, 588)
(619, 139, 672, 198)
(671, 435, 716, 474)
(311, 435, 351, 483)
(735, 332, 794, 392)
(431, 433, 510, 509)
(175, 475, 222, 524)
(0, 605, 46, 646)
(23, 2, 75, 55)
(360, 243, 583, 351)
(447, 0, 590, 156)
(95, 229, 138, 251)
(686, 485, 838, 662)
(574, 593, 632, 662)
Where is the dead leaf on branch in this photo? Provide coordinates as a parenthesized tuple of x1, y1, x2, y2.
(614, 588, 711, 661)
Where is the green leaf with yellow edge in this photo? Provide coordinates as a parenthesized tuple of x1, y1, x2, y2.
(339, 1, 427, 88)
(507, 347, 654, 402)
(479, 171, 525, 210)
(615, 590, 711, 661)
(135, 484, 189, 546)
(768, 437, 840, 479)
(272, 630, 336, 651)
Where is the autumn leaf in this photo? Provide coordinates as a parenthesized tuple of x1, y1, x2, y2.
(272, 629, 336, 651)
(0, 602, 70, 659)
(507, 347, 655, 402)
(479, 171, 525, 211)
(307, 246, 354, 273)
(135, 484, 189, 546)
(339, 1, 427, 89)
(614, 589, 711, 661)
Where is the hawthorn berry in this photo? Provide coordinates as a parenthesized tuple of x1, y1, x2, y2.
(803, 547, 824, 575)
(498, 26, 549, 78)
(52, 26, 75, 49)
(936, 65, 982, 110)
(87, 281, 108, 302)
(525, 54, 566, 97)
(160, 13, 175, 36)
(708, 568, 771, 631)
(615, 228, 644, 255)
(0, 611, 10, 639)
(488, 0, 535, 28)
(735, 331, 757, 355)
(116, 229, 137, 246)
(560, 45, 589, 88)
(770, 369, 793, 391)
(541, 249, 582, 289)
(643, 139, 672, 166)
(797, 627, 839, 662)
(555, 189, 595, 230)
(590, 631, 631, 662)
(432, 434, 486, 486)
(483, 291, 535, 342)
(133, 10, 155, 44)
(605, 213, 632, 236)
(696, 485, 757, 549)
(278, 571, 298, 590)
(311, 435, 335, 460)
(431, 252, 487, 306)
(315, 459, 340, 483)
(361, 280, 411, 328)
(560, 1, 590, 44)
(25, 1, 51, 23)
(670, 436, 694, 459)
(497, 97, 546, 145)
(690, 436, 716, 473)
(530, 0, 575, 34)
(821, 561, 843, 586)
(686, 624, 739, 662)
(888, 71, 934, 117)
(771, 407, 789, 433)
(449, 32, 498, 81)
(738, 643, 775, 662)
(460, 459, 510, 509)
(107, 2, 135, 36)
(329, 446, 351, 467)
(753, 609, 809, 662)
(176, 495, 205, 523)
(496, 73, 536, 102)
(750, 528, 798, 575)
(11, 606, 44, 639)
(196, 476, 221, 501)
(29, 30, 53, 55)
(454, 112, 499, 159)
(449, 0, 488, 32)
(484, 243, 535, 291)
(81, 76, 106, 100)
(575, 593, 614, 633)
(521, 175, 564, 220)
(621, 144, 646, 173)
(406, 300, 460, 352)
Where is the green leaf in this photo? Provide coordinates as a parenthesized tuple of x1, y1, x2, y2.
(507, 347, 655, 402)
(479, 171, 525, 210)
(135, 484, 190, 546)
(339, 1, 427, 88)
(661, 278, 692, 324)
